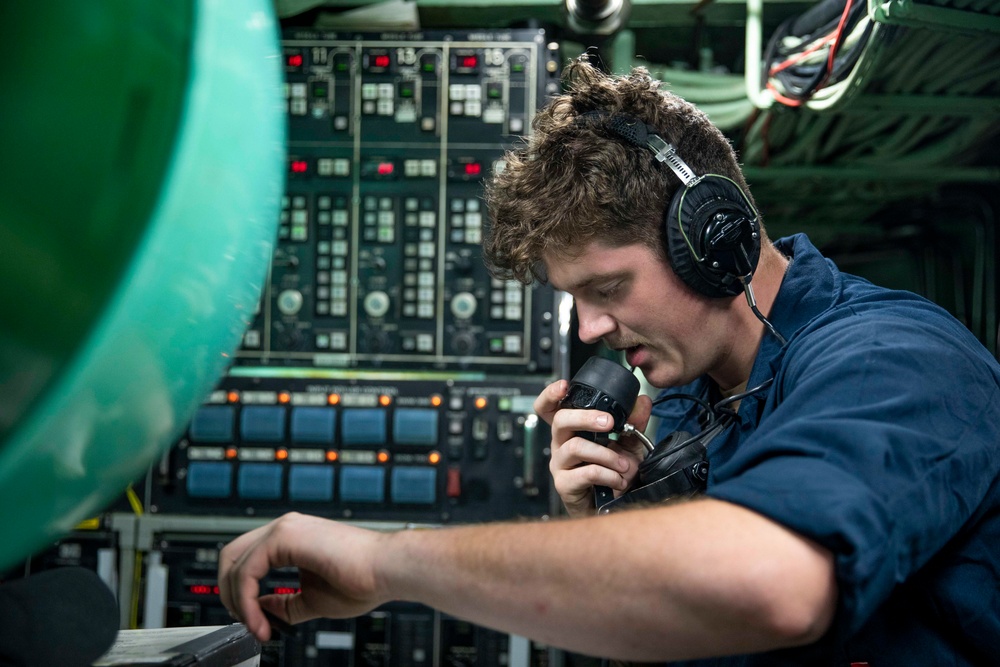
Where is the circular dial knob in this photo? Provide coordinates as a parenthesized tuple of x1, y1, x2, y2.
(364, 290, 391, 318)
(450, 292, 477, 319)
(276, 289, 303, 316)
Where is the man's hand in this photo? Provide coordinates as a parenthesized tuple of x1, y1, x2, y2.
(218, 513, 390, 642)
(535, 379, 652, 517)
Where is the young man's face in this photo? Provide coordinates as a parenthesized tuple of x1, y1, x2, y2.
(544, 240, 733, 389)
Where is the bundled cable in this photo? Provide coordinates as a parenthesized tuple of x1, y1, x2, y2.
(762, 0, 875, 106)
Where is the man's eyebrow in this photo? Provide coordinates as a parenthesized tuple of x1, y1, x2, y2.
(556, 270, 628, 294)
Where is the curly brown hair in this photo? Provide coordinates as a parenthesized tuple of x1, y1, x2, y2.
(483, 56, 758, 284)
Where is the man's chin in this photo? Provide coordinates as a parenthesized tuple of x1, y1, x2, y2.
(632, 361, 687, 390)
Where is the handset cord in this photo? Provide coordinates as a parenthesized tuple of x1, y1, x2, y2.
(644, 377, 776, 461)
(619, 422, 655, 452)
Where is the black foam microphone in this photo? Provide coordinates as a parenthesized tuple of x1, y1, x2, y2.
(0, 566, 119, 667)
(561, 356, 643, 508)
(560, 356, 640, 432)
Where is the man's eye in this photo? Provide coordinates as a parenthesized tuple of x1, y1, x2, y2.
(597, 283, 621, 300)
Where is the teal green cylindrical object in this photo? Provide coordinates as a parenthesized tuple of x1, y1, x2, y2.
(0, 0, 286, 570)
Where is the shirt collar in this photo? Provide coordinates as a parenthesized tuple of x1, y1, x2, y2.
(747, 233, 839, 386)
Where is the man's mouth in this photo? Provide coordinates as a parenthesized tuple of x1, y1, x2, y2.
(624, 345, 645, 368)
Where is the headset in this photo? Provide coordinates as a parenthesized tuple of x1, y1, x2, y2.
(598, 112, 786, 343)
(580, 110, 762, 299)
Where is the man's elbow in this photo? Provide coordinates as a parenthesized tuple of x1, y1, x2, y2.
(757, 556, 838, 647)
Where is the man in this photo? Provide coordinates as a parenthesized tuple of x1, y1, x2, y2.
(219, 58, 1000, 664)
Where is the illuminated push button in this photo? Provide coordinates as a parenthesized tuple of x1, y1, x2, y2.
(189, 406, 235, 442)
(450, 292, 477, 319)
(277, 289, 304, 315)
(241, 406, 286, 442)
(364, 291, 391, 318)
(339, 466, 386, 503)
(341, 409, 387, 446)
(288, 465, 335, 502)
(446, 466, 461, 498)
(291, 407, 336, 444)
(187, 462, 233, 498)
(483, 106, 504, 124)
(393, 408, 439, 445)
(391, 467, 437, 504)
(238, 463, 283, 499)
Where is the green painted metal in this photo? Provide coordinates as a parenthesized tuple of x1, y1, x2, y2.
(869, 0, 1000, 33)
(744, 166, 1000, 181)
(831, 94, 1000, 115)
(0, 0, 286, 570)
(288, 0, 813, 30)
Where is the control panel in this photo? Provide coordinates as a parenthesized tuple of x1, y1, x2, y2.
(150, 375, 549, 523)
(153, 534, 550, 666)
(241, 29, 561, 372)
(148, 29, 565, 524)
(139, 30, 565, 665)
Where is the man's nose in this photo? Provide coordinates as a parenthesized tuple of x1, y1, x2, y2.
(575, 302, 616, 344)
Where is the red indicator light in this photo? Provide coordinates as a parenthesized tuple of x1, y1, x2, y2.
(377, 162, 394, 176)
(291, 160, 308, 173)
(272, 586, 301, 595)
(374, 54, 390, 68)
(464, 163, 481, 176)
(189, 584, 219, 595)
(461, 55, 478, 68)
(287, 54, 303, 67)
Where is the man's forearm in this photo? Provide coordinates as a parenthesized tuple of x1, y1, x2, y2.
(377, 498, 837, 662)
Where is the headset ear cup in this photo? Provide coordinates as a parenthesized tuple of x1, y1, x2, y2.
(664, 176, 761, 298)
(665, 188, 714, 297)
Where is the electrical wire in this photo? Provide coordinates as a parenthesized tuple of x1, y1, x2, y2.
(646, 377, 776, 462)
(652, 391, 713, 411)
(762, 0, 874, 106)
(126, 484, 144, 516)
(130, 551, 143, 629)
(620, 422, 656, 452)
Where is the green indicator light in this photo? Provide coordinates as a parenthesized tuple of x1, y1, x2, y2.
(498, 397, 512, 411)
(422, 63, 434, 72)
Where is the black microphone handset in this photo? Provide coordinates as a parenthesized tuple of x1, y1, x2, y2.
(560, 356, 643, 507)
(560, 356, 717, 513)
(560, 356, 641, 433)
